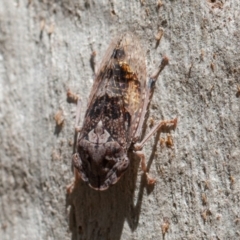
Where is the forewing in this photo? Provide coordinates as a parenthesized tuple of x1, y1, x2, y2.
(87, 38, 119, 106)
(81, 33, 146, 147)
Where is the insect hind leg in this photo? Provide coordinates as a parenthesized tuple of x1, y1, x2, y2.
(133, 118, 177, 185)
(134, 150, 156, 185)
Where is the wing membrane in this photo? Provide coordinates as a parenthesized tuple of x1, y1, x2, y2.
(81, 33, 146, 148)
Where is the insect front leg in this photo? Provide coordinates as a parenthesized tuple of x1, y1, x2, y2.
(90, 51, 97, 77)
(67, 153, 82, 194)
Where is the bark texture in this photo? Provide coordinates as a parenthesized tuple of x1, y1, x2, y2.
(0, 0, 240, 239)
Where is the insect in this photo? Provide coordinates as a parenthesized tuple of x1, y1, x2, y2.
(70, 33, 177, 191)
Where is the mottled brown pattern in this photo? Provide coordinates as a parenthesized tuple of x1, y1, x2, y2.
(81, 95, 128, 147)
(71, 33, 175, 191)
(72, 33, 147, 190)
(82, 33, 146, 147)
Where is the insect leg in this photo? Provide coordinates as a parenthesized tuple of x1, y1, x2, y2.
(133, 118, 177, 185)
(90, 51, 97, 76)
(67, 153, 82, 194)
(133, 57, 169, 142)
(67, 99, 82, 194)
(134, 118, 177, 151)
(134, 150, 156, 184)
(75, 99, 82, 133)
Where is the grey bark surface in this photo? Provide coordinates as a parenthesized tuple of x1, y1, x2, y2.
(1, 0, 240, 240)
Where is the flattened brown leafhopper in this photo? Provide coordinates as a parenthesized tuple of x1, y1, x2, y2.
(70, 33, 177, 191)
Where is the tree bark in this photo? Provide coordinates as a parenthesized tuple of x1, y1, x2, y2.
(1, 0, 240, 239)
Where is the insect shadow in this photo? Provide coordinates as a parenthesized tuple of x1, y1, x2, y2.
(54, 124, 63, 136)
(66, 122, 161, 240)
